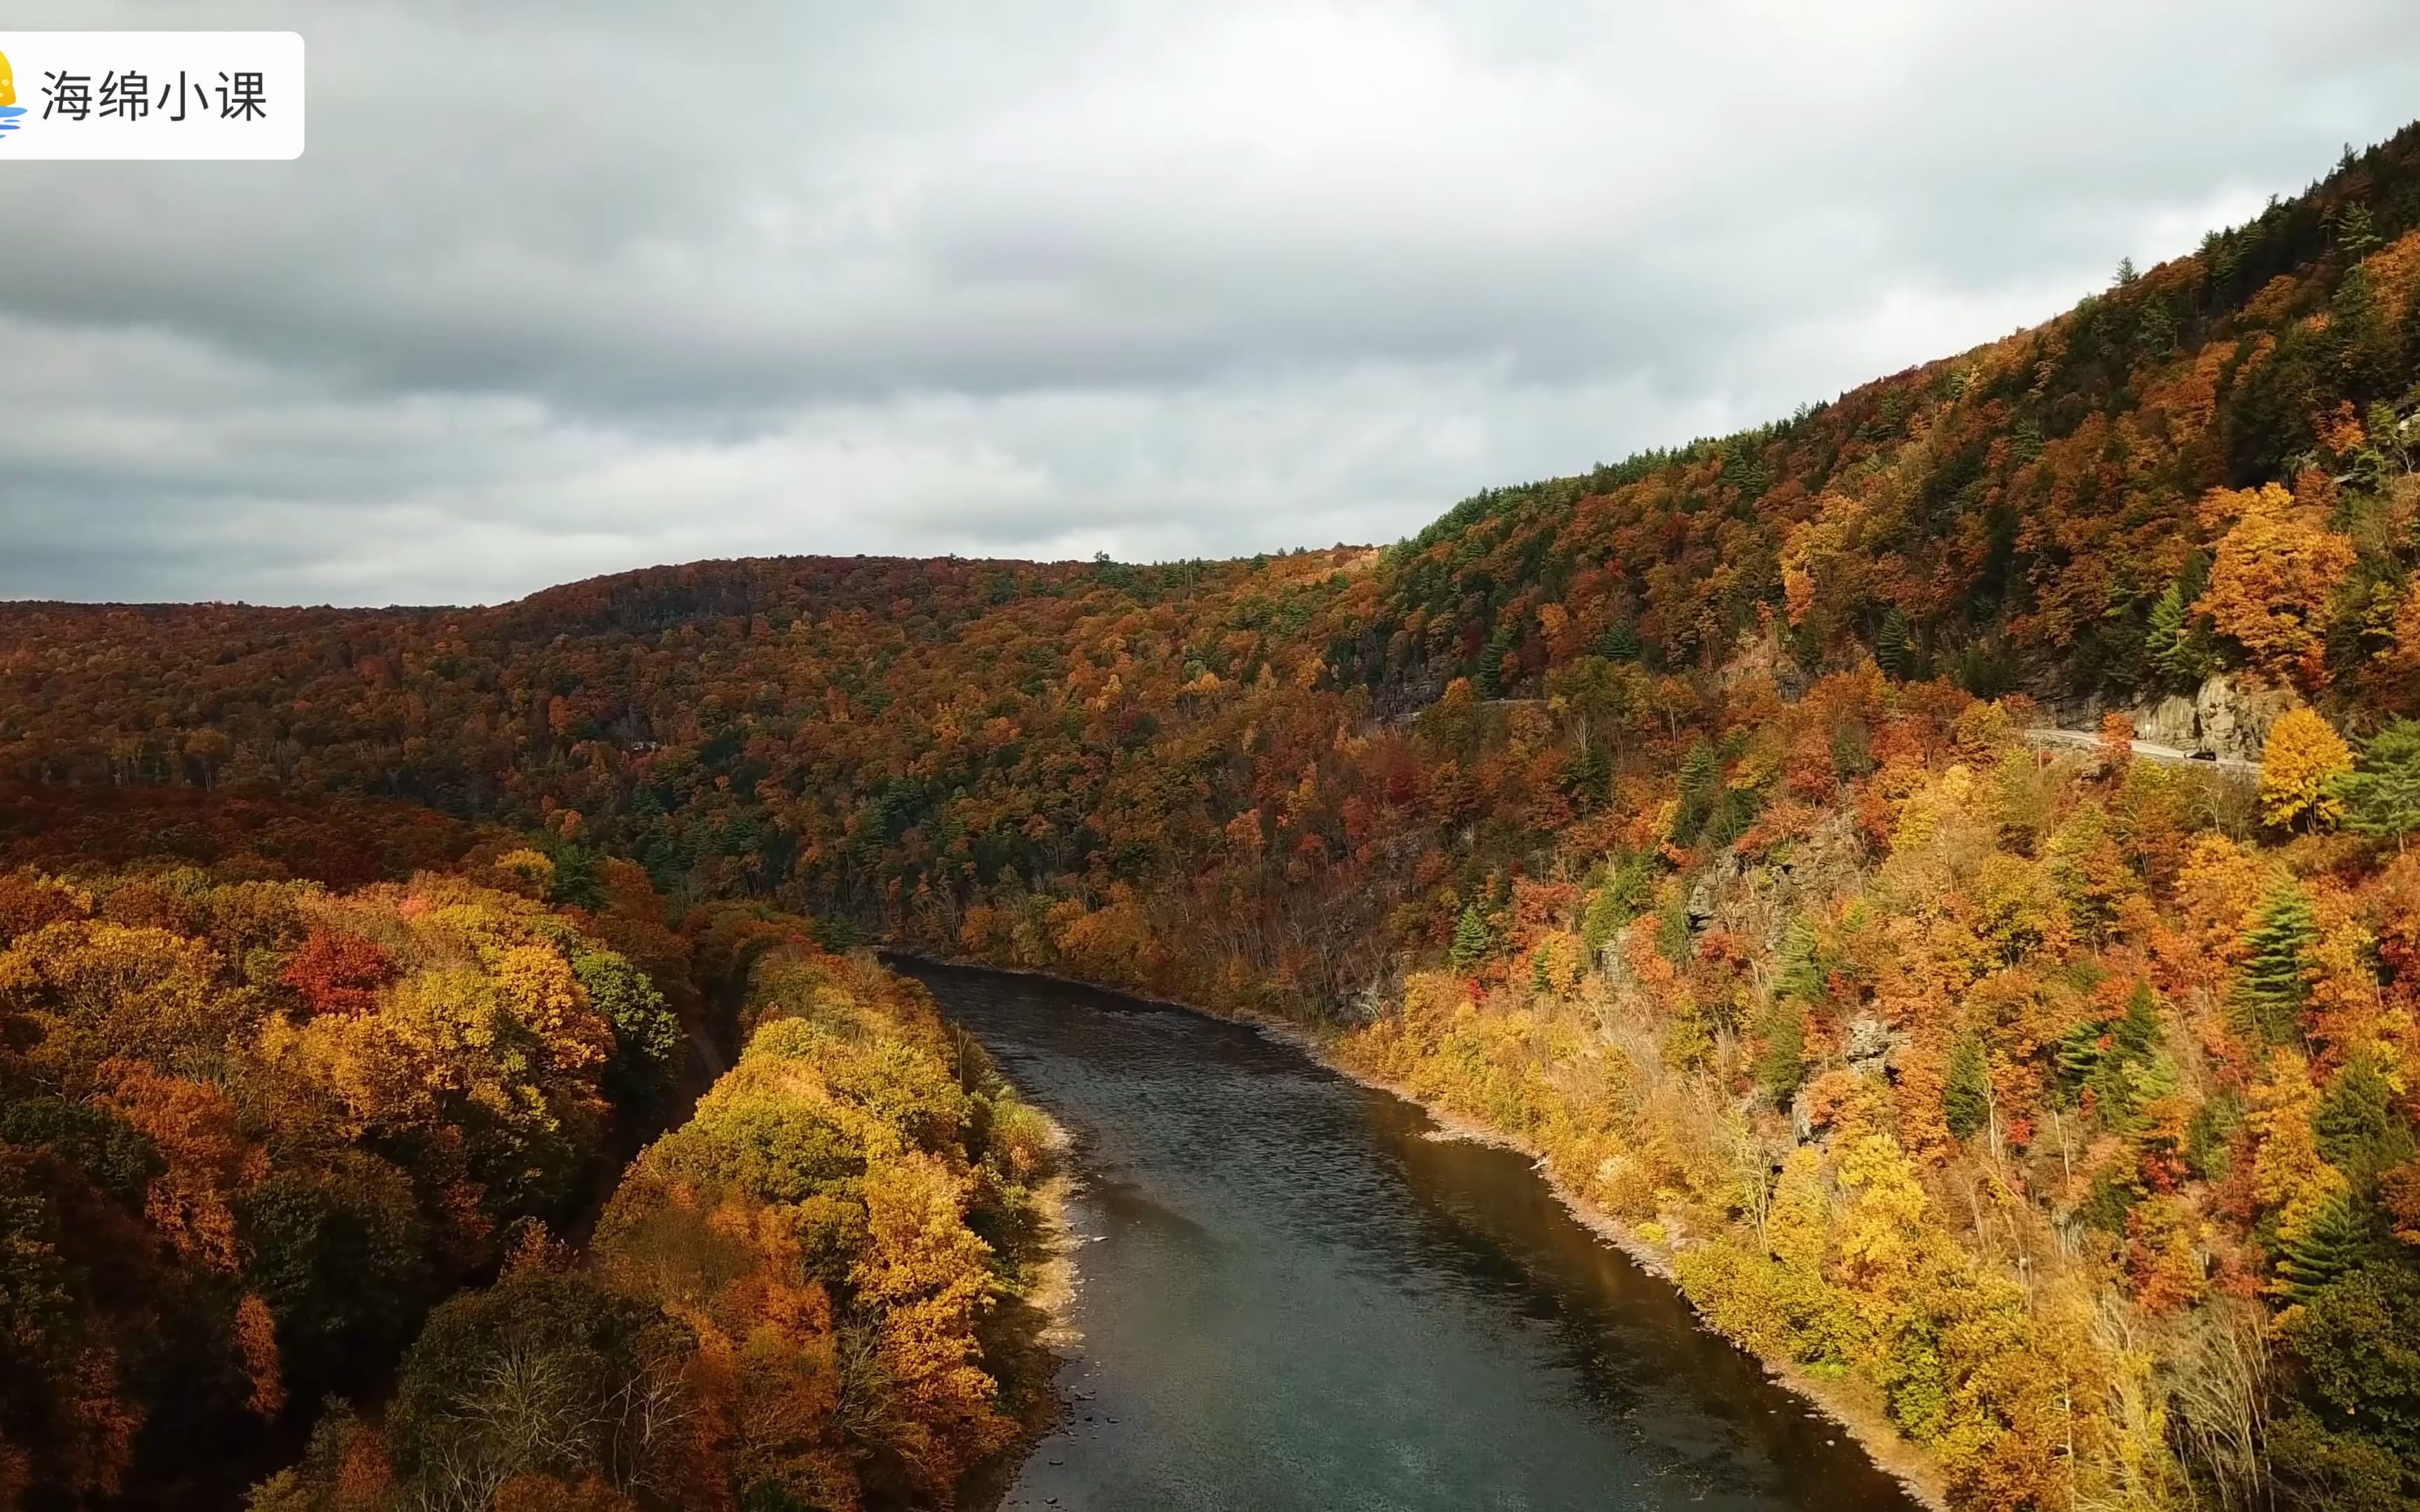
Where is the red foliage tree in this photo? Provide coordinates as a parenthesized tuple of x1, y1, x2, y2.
(278, 929, 400, 1016)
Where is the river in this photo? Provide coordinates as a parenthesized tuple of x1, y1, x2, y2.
(894, 960, 1926, 1512)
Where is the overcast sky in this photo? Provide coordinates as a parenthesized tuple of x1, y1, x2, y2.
(4, 1, 2419, 606)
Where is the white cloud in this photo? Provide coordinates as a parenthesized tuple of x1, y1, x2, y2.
(4, 0, 2419, 603)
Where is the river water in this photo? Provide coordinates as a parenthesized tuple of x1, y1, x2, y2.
(896, 959, 1924, 1512)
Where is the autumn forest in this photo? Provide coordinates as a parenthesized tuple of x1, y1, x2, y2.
(11, 122, 2420, 1511)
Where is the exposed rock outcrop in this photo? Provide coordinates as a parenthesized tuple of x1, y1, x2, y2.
(2040, 671, 2297, 762)
(2192, 671, 2296, 762)
(2129, 692, 2200, 750)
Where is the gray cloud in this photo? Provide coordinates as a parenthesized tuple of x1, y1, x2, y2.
(5, 0, 2420, 603)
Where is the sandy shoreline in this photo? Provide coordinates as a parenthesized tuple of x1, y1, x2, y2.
(886, 946, 1950, 1512)
(966, 1096, 1084, 1512)
(1023, 1132, 1084, 1355)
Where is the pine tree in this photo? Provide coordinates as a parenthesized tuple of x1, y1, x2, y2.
(2143, 580, 2211, 690)
(2079, 982, 2167, 1124)
(2113, 981, 2162, 1061)
(1599, 620, 1641, 663)
(2330, 264, 2400, 400)
(2277, 1189, 2377, 1301)
(2315, 1053, 2419, 1187)
(2057, 1018, 2106, 1100)
(1669, 740, 1720, 844)
(2337, 200, 2383, 257)
(1755, 1002, 1806, 1110)
(2404, 270, 2420, 393)
(2134, 297, 2178, 360)
(2185, 1093, 2241, 1182)
(1477, 624, 1517, 698)
(1449, 902, 1494, 972)
(1774, 918, 1825, 1003)
(1875, 608, 1913, 679)
(2234, 883, 2321, 1046)
(2143, 581, 2184, 680)
(2337, 720, 2420, 851)
(1945, 1031, 1991, 1141)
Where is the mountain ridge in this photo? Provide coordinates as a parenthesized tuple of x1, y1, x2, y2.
(9, 121, 2420, 1512)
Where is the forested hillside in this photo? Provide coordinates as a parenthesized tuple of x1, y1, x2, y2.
(251, 937, 1059, 1512)
(0, 850, 689, 1506)
(0, 832, 1060, 1512)
(11, 123, 2420, 1510)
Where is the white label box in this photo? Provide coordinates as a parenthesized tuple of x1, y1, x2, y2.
(0, 32, 304, 160)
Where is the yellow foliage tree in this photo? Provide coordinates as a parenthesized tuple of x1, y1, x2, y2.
(1833, 1133, 1931, 1309)
(488, 848, 557, 899)
(2258, 706, 2352, 831)
(2247, 1050, 2343, 1238)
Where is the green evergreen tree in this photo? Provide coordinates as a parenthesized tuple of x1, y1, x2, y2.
(2185, 1093, 2241, 1182)
(2134, 298, 2179, 360)
(1599, 620, 1641, 663)
(2234, 883, 2321, 1047)
(1669, 740, 1720, 844)
(1655, 897, 1692, 967)
(2330, 265, 2400, 400)
(1774, 918, 1826, 1004)
(1944, 1031, 1991, 1140)
(2143, 581, 2186, 681)
(2278, 1189, 2379, 1301)
(2080, 982, 2167, 1124)
(2335, 719, 2420, 851)
(2336, 200, 2383, 257)
(1477, 624, 1517, 697)
(541, 840, 610, 911)
(2120, 1052, 2181, 1134)
(2315, 1053, 2419, 1187)
(1755, 1003, 1806, 1110)
(2404, 270, 2420, 393)
(2143, 579, 2213, 690)
(2113, 981, 2162, 1060)
(2061, 983, 2164, 1119)
(1449, 903, 1495, 972)
(1578, 858, 1650, 960)
(1875, 608, 1913, 679)
(2346, 442, 2396, 496)
(2057, 1017, 2106, 1101)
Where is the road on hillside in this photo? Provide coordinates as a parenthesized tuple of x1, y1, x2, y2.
(2022, 727, 2259, 774)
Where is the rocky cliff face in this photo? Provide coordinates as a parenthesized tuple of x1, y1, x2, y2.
(2185, 671, 2298, 762)
(2126, 691, 2202, 751)
(2047, 671, 2297, 760)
